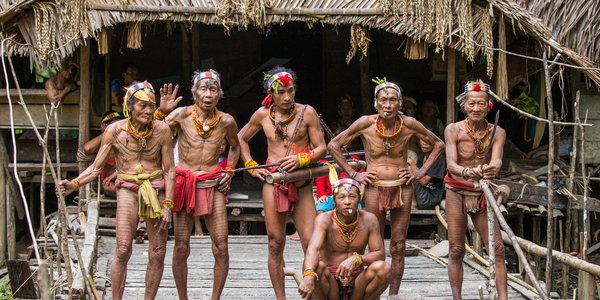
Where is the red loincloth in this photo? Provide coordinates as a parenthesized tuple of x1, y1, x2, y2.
(444, 174, 486, 214)
(173, 167, 222, 216)
(327, 264, 365, 300)
(266, 159, 302, 213)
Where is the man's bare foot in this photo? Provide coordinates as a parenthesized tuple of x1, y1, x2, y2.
(290, 231, 300, 241)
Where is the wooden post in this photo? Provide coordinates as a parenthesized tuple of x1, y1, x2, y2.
(0, 152, 5, 267)
(472, 231, 484, 256)
(446, 48, 456, 125)
(6, 181, 14, 260)
(181, 24, 192, 95)
(578, 232, 596, 300)
(78, 44, 91, 204)
(531, 216, 541, 280)
(543, 51, 555, 295)
(359, 51, 371, 116)
(104, 29, 112, 112)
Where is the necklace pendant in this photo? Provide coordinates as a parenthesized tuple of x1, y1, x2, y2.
(140, 138, 147, 149)
(202, 124, 210, 132)
(284, 139, 288, 148)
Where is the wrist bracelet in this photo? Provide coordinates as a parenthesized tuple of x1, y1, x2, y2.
(353, 252, 364, 266)
(350, 170, 358, 179)
(461, 167, 468, 178)
(297, 152, 311, 168)
(303, 269, 318, 281)
(72, 179, 81, 190)
(162, 199, 174, 208)
(224, 164, 235, 171)
(244, 159, 259, 175)
(153, 109, 167, 121)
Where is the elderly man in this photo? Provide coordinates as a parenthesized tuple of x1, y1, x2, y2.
(299, 175, 390, 300)
(328, 79, 444, 296)
(57, 81, 175, 300)
(238, 66, 327, 299)
(444, 80, 507, 299)
(155, 70, 240, 300)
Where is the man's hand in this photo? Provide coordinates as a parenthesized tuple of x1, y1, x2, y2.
(481, 164, 497, 180)
(336, 255, 359, 279)
(466, 167, 484, 181)
(279, 155, 301, 172)
(317, 195, 329, 203)
(298, 276, 315, 300)
(102, 172, 117, 186)
(158, 83, 183, 115)
(407, 167, 425, 184)
(355, 170, 377, 185)
(158, 205, 172, 231)
(56, 179, 76, 197)
(218, 172, 233, 194)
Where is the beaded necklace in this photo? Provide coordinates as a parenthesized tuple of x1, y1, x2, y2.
(127, 119, 153, 149)
(192, 107, 220, 139)
(268, 104, 297, 147)
(375, 115, 403, 155)
(333, 209, 360, 243)
(465, 119, 491, 154)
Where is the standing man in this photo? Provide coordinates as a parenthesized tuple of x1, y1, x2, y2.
(299, 177, 390, 300)
(444, 80, 507, 299)
(155, 70, 240, 300)
(238, 67, 327, 299)
(57, 81, 175, 300)
(328, 79, 444, 296)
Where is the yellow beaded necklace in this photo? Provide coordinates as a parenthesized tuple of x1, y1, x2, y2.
(192, 107, 220, 139)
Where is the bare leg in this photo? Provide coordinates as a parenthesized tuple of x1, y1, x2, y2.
(291, 185, 317, 252)
(204, 191, 229, 300)
(172, 212, 193, 300)
(144, 216, 168, 300)
(471, 210, 508, 300)
(445, 190, 468, 300)
(194, 216, 204, 236)
(387, 185, 413, 294)
(364, 186, 386, 238)
(352, 261, 391, 300)
(312, 261, 339, 300)
(111, 188, 139, 300)
(263, 184, 289, 300)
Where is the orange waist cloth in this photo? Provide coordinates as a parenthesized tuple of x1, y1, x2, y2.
(174, 167, 221, 216)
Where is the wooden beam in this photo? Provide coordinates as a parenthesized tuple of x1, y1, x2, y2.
(71, 200, 99, 295)
(79, 44, 91, 202)
(89, 4, 384, 15)
(446, 48, 456, 125)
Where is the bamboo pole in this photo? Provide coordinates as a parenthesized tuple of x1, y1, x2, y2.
(89, 4, 385, 15)
(265, 161, 367, 184)
(446, 48, 456, 125)
(39, 106, 51, 259)
(485, 191, 497, 299)
(78, 44, 91, 210)
(480, 180, 549, 299)
(0, 142, 5, 267)
(543, 51, 555, 295)
(579, 111, 590, 255)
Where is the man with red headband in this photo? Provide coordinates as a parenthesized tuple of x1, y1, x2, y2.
(57, 81, 175, 300)
(445, 80, 507, 299)
(299, 172, 390, 300)
(328, 78, 444, 296)
(154, 70, 240, 300)
(238, 66, 327, 299)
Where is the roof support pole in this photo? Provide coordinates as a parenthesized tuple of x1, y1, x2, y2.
(446, 48, 456, 125)
(78, 43, 91, 204)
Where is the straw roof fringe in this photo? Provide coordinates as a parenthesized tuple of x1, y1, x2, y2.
(1, 0, 599, 86)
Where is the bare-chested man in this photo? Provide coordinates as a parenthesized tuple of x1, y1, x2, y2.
(444, 80, 507, 299)
(57, 81, 175, 300)
(155, 70, 240, 300)
(328, 80, 444, 296)
(238, 67, 327, 299)
(299, 176, 390, 300)
(45, 61, 78, 104)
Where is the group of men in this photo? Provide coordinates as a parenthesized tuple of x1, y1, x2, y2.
(57, 66, 507, 300)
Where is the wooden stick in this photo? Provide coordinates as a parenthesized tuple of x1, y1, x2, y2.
(485, 186, 497, 300)
(265, 161, 367, 184)
(543, 50, 555, 295)
(480, 180, 549, 299)
(283, 267, 303, 286)
(223, 163, 280, 173)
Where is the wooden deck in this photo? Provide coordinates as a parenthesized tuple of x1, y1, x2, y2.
(96, 236, 533, 300)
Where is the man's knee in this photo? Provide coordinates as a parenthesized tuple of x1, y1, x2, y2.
(148, 243, 167, 263)
(212, 238, 229, 259)
(115, 240, 133, 261)
(493, 238, 506, 258)
(369, 261, 391, 278)
(389, 239, 406, 258)
(448, 243, 466, 261)
(267, 235, 285, 256)
(173, 240, 190, 259)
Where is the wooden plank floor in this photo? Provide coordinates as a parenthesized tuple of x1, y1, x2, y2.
(98, 236, 530, 299)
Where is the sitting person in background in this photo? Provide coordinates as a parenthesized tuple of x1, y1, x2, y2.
(299, 176, 390, 300)
(45, 61, 79, 105)
(111, 63, 139, 106)
(418, 99, 445, 138)
(331, 96, 356, 136)
(401, 96, 417, 117)
(409, 130, 446, 209)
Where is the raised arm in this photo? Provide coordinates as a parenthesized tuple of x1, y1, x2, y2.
(410, 118, 445, 180)
(238, 109, 270, 180)
(299, 214, 329, 299)
(328, 116, 376, 184)
(82, 134, 103, 155)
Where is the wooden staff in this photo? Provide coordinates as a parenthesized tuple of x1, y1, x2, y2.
(480, 180, 549, 299)
(266, 161, 367, 184)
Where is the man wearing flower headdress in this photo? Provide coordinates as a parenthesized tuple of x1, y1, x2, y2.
(328, 78, 444, 296)
(444, 80, 507, 299)
(298, 169, 390, 300)
(238, 66, 327, 299)
(154, 69, 240, 300)
(57, 81, 175, 300)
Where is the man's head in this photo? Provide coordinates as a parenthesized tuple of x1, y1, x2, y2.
(100, 110, 125, 131)
(333, 178, 361, 216)
(59, 61, 79, 81)
(122, 63, 139, 85)
(191, 69, 223, 111)
(123, 81, 156, 125)
(337, 97, 354, 120)
(261, 67, 297, 109)
(374, 81, 402, 119)
(457, 80, 492, 122)
(420, 99, 439, 118)
(401, 96, 417, 117)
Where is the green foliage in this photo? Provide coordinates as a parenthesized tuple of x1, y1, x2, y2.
(513, 91, 539, 120)
(0, 282, 12, 300)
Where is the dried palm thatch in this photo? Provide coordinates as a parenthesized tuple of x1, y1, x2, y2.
(56, 0, 88, 41)
(346, 25, 370, 64)
(496, 16, 508, 100)
(33, 3, 56, 65)
(481, 5, 494, 77)
(404, 38, 428, 60)
(97, 28, 108, 54)
(127, 22, 142, 49)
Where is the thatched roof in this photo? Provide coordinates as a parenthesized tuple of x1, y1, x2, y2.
(517, 0, 600, 65)
(1, 0, 599, 86)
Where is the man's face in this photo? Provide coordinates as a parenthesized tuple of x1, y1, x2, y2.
(130, 97, 156, 125)
(401, 101, 416, 117)
(338, 102, 354, 120)
(194, 79, 220, 111)
(334, 185, 360, 216)
(419, 139, 432, 153)
(375, 89, 400, 119)
(123, 67, 139, 85)
(271, 84, 296, 110)
(421, 101, 437, 118)
(464, 91, 489, 122)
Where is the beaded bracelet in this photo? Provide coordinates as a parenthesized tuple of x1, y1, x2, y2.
(353, 252, 364, 266)
(244, 159, 259, 175)
(224, 164, 235, 171)
(162, 199, 174, 208)
(72, 179, 81, 190)
(303, 269, 319, 281)
(153, 109, 167, 121)
(461, 168, 469, 179)
(297, 152, 311, 168)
